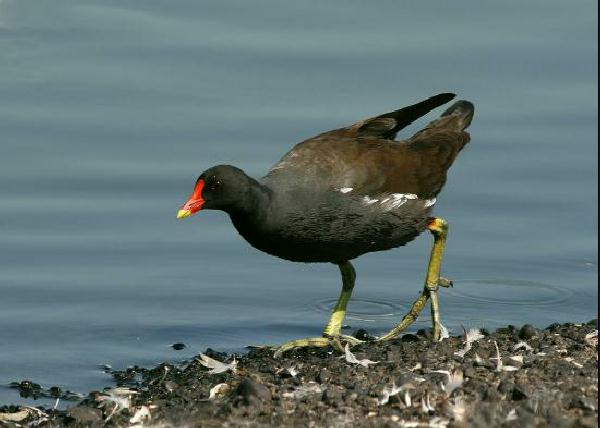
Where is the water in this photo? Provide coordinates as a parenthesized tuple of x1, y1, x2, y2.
(0, 0, 597, 406)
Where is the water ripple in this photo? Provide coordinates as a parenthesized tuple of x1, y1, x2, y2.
(448, 279, 574, 307)
(313, 298, 408, 322)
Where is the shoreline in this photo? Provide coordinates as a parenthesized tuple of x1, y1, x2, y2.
(1, 320, 597, 428)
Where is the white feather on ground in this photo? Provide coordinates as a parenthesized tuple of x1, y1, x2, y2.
(491, 341, 519, 372)
(438, 323, 450, 341)
(344, 344, 378, 367)
(454, 328, 485, 358)
(513, 341, 533, 352)
(378, 382, 403, 406)
(197, 354, 237, 374)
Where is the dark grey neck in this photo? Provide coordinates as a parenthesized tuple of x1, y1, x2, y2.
(228, 178, 272, 231)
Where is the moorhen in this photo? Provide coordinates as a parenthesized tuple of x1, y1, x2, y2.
(177, 93, 474, 355)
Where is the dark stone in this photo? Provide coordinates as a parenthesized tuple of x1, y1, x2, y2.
(66, 406, 102, 423)
(587, 319, 598, 328)
(511, 383, 529, 401)
(317, 368, 330, 383)
(416, 328, 431, 338)
(400, 334, 420, 342)
(497, 380, 514, 395)
(353, 329, 375, 342)
(397, 373, 414, 386)
(48, 386, 62, 398)
(546, 322, 562, 331)
(579, 416, 599, 428)
(13, 380, 42, 399)
(322, 387, 343, 406)
(463, 366, 476, 379)
(519, 324, 538, 340)
(496, 325, 518, 336)
(547, 410, 575, 428)
(235, 378, 271, 405)
(482, 387, 500, 402)
(204, 348, 227, 360)
(163, 381, 178, 392)
(571, 397, 597, 412)
(171, 342, 186, 350)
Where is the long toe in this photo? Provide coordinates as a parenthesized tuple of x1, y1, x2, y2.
(273, 337, 333, 358)
(273, 335, 363, 358)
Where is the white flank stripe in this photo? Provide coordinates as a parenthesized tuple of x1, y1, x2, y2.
(423, 198, 437, 207)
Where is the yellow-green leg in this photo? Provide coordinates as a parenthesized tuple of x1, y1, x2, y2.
(274, 261, 362, 357)
(377, 217, 450, 342)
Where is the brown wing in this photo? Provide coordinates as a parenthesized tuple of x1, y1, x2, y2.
(264, 99, 474, 199)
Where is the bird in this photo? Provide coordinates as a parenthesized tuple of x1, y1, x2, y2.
(177, 93, 474, 356)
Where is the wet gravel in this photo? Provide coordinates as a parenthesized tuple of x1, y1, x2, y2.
(1, 321, 597, 428)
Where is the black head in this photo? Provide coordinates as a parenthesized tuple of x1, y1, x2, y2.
(177, 165, 257, 218)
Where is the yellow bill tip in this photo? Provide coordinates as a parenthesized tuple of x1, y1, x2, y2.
(177, 209, 192, 220)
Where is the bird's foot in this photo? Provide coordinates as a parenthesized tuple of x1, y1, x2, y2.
(273, 334, 363, 358)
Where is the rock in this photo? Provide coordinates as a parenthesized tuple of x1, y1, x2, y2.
(571, 396, 596, 412)
(496, 325, 518, 337)
(463, 366, 476, 379)
(322, 387, 343, 406)
(497, 380, 514, 395)
(163, 381, 178, 392)
(48, 386, 63, 397)
(482, 386, 501, 402)
(235, 378, 271, 405)
(587, 318, 598, 328)
(353, 329, 375, 341)
(317, 368, 330, 383)
(12, 380, 42, 399)
(416, 328, 431, 338)
(578, 416, 599, 428)
(171, 342, 186, 350)
(66, 406, 102, 423)
(400, 333, 420, 342)
(519, 324, 538, 340)
(511, 383, 529, 401)
(546, 322, 562, 331)
(547, 411, 575, 428)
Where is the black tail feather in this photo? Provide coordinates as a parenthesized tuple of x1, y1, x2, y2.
(441, 100, 475, 130)
(375, 93, 456, 138)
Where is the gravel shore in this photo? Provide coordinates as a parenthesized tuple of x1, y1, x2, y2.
(1, 321, 598, 428)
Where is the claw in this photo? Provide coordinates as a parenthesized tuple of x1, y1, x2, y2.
(438, 277, 453, 288)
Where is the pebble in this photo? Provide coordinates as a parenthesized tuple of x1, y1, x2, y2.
(322, 386, 343, 406)
(400, 333, 420, 342)
(66, 407, 102, 423)
(353, 329, 375, 341)
(519, 324, 538, 340)
(317, 368, 330, 383)
(235, 378, 271, 405)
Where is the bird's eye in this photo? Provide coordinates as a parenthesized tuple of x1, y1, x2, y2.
(207, 176, 222, 191)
